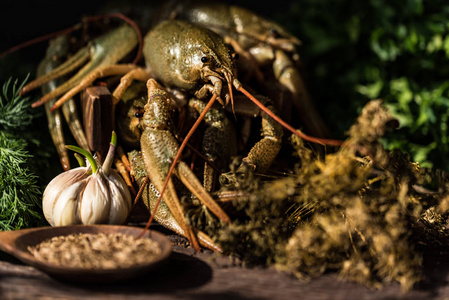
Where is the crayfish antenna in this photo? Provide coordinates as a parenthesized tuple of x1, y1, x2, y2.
(237, 86, 344, 147)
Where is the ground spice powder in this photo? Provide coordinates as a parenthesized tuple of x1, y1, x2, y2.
(28, 232, 162, 269)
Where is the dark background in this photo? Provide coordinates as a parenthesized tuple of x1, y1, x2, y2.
(0, 0, 294, 81)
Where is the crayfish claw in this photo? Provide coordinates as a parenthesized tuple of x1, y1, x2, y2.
(29, 24, 139, 109)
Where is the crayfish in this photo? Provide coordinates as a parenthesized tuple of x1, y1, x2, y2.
(20, 1, 343, 252)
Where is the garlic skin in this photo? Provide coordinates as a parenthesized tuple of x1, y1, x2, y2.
(42, 167, 89, 226)
(43, 166, 131, 226)
(78, 169, 131, 225)
(42, 132, 132, 226)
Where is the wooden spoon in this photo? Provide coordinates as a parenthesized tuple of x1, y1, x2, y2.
(0, 224, 172, 283)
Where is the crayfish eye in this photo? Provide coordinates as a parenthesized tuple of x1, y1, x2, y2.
(269, 27, 281, 39)
(201, 56, 209, 63)
(232, 53, 239, 60)
(135, 111, 144, 118)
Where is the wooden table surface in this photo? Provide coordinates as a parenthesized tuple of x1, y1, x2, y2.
(1, 227, 448, 300)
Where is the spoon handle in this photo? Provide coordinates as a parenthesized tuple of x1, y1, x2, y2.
(0, 228, 41, 255)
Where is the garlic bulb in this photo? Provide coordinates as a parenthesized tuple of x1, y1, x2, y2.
(43, 132, 132, 226)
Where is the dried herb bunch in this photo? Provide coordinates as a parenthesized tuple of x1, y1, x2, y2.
(284, 100, 425, 290)
(200, 100, 448, 291)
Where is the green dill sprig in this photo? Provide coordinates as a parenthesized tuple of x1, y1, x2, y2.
(0, 132, 43, 230)
(0, 75, 34, 131)
(0, 77, 45, 230)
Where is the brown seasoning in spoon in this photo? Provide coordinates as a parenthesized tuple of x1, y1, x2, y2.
(27, 232, 162, 269)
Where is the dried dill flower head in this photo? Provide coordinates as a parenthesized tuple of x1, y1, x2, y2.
(285, 100, 426, 291)
(197, 157, 297, 265)
(213, 100, 447, 291)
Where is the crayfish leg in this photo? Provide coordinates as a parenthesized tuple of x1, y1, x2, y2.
(188, 97, 237, 192)
(176, 161, 230, 223)
(273, 49, 331, 139)
(28, 24, 139, 109)
(239, 97, 284, 173)
(130, 150, 222, 252)
(23, 47, 90, 95)
(48, 64, 137, 111)
(112, 68, 151, 104)
(37, 34, 90, 171)
(140, 125, 202, 251)
(238, 86, 344, 147)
